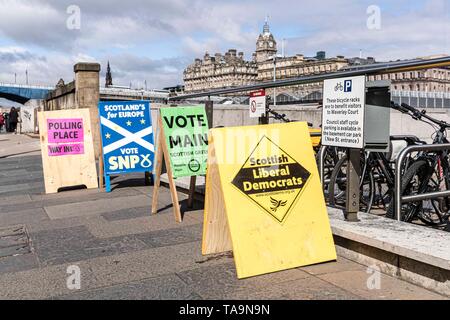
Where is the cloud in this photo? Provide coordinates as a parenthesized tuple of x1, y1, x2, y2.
(102, 54, 190, 88)
(0, 0, 448, 91)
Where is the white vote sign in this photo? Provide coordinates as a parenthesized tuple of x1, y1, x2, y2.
(249, 89, 266, 118)
(322, 76, 366, 149)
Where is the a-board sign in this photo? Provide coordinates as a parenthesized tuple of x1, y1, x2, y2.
(38, 109, 98, 194)
(152, 106, 210, 223)
(160, 106, 209, 178)
(321, 75, 366, 149)
(202, 122, 336, 279)
(249, 89, 266, 118)
(98, 100, 155, 192)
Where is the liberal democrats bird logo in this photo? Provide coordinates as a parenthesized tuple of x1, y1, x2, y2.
(270, 197, 287, 212)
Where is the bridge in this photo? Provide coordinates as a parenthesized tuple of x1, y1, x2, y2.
(0, 82, 169, 105)
(99, 86, 168, 102)
(0, 83, 54, 104)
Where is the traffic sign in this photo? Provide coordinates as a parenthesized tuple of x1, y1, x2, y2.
(249, 89, 266, 118)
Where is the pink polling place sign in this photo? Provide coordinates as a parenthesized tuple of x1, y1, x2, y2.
(47, 118, 85, 157)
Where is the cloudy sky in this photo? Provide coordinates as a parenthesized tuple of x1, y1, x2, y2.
(0, 0, 449, 91)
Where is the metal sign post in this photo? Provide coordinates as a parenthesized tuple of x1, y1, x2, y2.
(346, 148, 361, 221)
(322, 76, 366, 221)
(259, 90, 269, 125)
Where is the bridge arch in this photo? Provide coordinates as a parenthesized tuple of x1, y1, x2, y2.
(0, 84, 52, 104)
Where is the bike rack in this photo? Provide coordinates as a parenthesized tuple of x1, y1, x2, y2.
(395, 143, 450, 221)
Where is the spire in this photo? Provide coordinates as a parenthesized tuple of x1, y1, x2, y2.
(263, 15, 270, 35)
(105, 61, 113, 87)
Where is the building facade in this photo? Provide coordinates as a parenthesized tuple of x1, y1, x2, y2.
(183, 50, 258, 93)
(183, 21, 450, 101)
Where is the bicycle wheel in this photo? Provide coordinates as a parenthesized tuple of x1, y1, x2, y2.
(316, 146, 342, 202)
(328, 155, 375, 213)
(386, 159, 446, 225)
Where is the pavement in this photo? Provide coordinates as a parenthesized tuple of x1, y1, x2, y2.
(0, 133, 447, 300)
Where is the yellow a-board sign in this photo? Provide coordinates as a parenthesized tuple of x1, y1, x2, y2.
(202, 122, 336, 279)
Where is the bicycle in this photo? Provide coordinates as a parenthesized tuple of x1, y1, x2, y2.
(328, 102, 425, 213)
(386, 103, 450, 227)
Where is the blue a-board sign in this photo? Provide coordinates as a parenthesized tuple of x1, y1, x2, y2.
(98, 100, 155, 192)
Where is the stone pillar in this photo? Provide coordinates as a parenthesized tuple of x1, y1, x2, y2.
(74, 62, 101, 158)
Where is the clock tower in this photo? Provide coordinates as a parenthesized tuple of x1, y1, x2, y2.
(255, 19, 277, 63)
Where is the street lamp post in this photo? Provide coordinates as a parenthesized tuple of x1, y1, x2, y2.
(267, 54, 282, 107)
(273, 57, 277, 107)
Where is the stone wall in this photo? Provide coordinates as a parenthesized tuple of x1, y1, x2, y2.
(45, 81, 76, 111)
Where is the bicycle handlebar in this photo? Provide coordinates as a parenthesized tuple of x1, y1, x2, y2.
(391, 101, 450, 130)
(400, 103, 417, 114)
(390, 102, 410, 114)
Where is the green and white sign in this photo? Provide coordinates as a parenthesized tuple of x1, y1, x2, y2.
(160, 106, 209, 178)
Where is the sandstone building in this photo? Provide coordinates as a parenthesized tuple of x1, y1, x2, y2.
(183, 21, 450, 101)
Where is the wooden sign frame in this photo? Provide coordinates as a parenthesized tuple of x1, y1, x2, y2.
(152, 106, 209, 223)
(202, 139, 233, 254)
(202, 123, 337, 279)
(152, 115, 183, 222)
(38, 109, 98, 194)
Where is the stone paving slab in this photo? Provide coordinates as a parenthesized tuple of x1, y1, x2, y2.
(0, 156, 42, 163)
(0, 253, 40, 275)
(0, 233, 28, 248)
(0, 182, 43, 194)
(317, 270, 445, 300)
(0, 165, 43, 172)
(32, 225, 151, 267)
(85, 211, 202, 239)
(0, 194, 32, 205)
(0, 169, 30, 177)
(44, 195, 152, 220)
(54, 274, 202, 300)
(1, 188, 141, 214)
(177, 262, 311, 300)
(0, 187, 45, 198)
(301, 257, 367, 276)
(26, 214, 97, 233)
(31, 187, 140, 203)
(233, 276, 362, 300)
(0, 208, 49, 228)
(0, 242, 232, 299)
(101, 206, 153, 222)
(0, 225, 26, 236)
(0, 176, 44, 187)
(135, 224, 203, 248)
(178, 260, 364, 300)
(0, 244, 31, 257)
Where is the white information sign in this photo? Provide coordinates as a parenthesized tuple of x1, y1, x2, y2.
(322, 76, 366, 149)
(249, 89, 266, 118)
